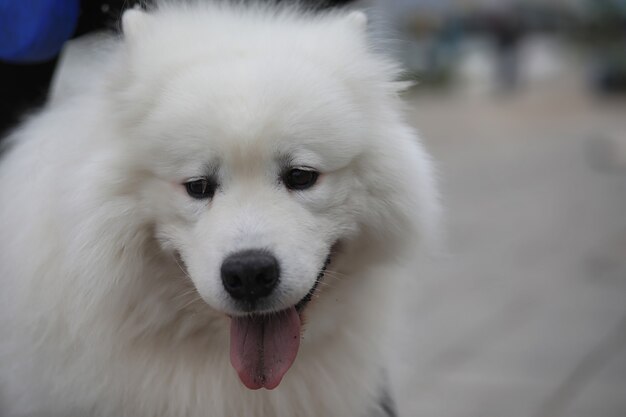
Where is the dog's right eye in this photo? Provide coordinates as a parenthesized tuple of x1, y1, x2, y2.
(283, 168, 319, 191)
(185, 178, 217, 199)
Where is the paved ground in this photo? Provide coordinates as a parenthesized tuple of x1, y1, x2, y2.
(393, 74, 626, 417)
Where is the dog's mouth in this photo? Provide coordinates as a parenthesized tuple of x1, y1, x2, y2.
(229, 252, 333, 390)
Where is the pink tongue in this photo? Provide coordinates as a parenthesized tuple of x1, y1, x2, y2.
(230, 307, 301, 390)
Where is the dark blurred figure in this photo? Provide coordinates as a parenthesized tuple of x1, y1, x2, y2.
(582, 0, 626, 94)
(491, 12, 523, 92)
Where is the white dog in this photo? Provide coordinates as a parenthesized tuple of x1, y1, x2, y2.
(0, 2, 438, 416)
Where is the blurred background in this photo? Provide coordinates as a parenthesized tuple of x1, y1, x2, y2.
(1, 0, 625, 416)
(378, 1, 626, 416)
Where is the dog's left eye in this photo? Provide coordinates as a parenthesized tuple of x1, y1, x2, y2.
(185, 178, 217, 199)
(283, 168, 319, 190)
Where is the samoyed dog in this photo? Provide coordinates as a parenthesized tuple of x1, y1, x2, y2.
(0, 2, 438, 416)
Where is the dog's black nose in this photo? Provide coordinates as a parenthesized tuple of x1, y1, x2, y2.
(221, 249, 279, 302)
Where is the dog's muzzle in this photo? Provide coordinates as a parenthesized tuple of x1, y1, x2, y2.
(227, 248, 333, 390)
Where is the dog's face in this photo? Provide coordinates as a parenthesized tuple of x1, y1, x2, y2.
(108, 6, 437, 389)
(135, 61, 365, 317)
(115, 7, 379, 317)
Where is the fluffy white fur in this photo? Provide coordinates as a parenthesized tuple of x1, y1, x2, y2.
(0, 2, 438, 416)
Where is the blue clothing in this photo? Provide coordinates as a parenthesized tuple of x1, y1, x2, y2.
(0, 0, 80, 62)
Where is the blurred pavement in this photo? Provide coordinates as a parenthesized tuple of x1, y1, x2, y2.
(393, 70, 626, 417)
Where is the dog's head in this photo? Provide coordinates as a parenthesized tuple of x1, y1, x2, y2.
(107, 4, 438, 389)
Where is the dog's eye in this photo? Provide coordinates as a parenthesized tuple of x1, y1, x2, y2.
(185, 178, 217, 199)
(283, 168, 319, 191)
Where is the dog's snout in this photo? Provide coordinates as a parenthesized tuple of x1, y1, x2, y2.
(221, 250, 279, 302)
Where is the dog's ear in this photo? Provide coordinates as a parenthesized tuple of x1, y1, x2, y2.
(345, 11, 367, 31)
(122, 8, 150, 41)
